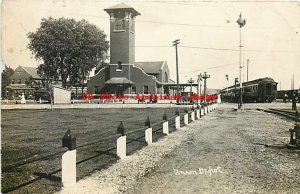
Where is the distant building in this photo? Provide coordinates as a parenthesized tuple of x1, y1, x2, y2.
(10, 65, 42, 85)
(5, 66, 41, 99)
(87, 3, 174, 95)
(6, 65, 62, 100)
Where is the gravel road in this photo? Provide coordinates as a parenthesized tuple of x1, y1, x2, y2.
(58, 103, 300, 194)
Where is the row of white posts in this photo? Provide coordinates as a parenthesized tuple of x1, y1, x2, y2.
(61, 103, 218, 187)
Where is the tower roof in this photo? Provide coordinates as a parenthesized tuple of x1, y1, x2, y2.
(104, 3, 141, 17)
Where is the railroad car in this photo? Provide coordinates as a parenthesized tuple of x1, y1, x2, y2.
(220, 77, 277, 103)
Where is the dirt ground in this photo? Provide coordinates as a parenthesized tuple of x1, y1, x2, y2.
(129, 104, 300, 194)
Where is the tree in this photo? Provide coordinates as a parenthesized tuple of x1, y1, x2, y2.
(28, 17, 109, 88)
(1, 65, 14, 98)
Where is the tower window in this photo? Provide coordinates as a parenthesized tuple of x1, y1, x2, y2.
(116, 61, 122, 72)
(113, 19, 125, 32)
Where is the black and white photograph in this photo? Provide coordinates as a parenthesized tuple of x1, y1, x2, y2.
(1, 0, 300, 193)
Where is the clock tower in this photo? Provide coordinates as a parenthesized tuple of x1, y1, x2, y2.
(104, 3, 141, 65)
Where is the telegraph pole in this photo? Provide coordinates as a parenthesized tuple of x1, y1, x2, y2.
(225, 74, 229, 95)
(247, 59, 249, 82)
(201, 72, 210, 104)
(237, 13, 246, 109)
(173, 39, 180, 104)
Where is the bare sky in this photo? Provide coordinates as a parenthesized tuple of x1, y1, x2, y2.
(1, 0, 300, 90)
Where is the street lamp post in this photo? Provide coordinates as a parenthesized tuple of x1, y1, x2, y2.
(188, 78, 195, 103)
(237, 13, 246, 109)
(197, 74, 202, 105)
(201, 72, 210, 104)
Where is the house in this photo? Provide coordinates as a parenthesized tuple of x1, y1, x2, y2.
(10, 65, 42, 85)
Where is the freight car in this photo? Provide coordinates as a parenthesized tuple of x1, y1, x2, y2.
(220, 77, 277, 103)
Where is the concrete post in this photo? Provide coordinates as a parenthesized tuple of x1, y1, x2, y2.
(184, 114, 188, 125)
(117, 136, 126, 158)
(97, 103, 100, 108)
(191, 111, 195, 121)
(62, 150, 77, 187)
(163, 121, 169, 135)
(145, 128, 152, 144)
(201, 108, 204, 116)
(196, 109, 200, 119)
(175, 116, 180, 129)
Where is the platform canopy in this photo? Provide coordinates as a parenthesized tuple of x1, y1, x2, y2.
(104, 77, 133, 85)
(156, 81, 198, 87)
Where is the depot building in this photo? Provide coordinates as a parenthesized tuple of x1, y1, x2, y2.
(87, 3, 175, 95)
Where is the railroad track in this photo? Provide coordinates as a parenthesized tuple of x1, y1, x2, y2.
(256, 108, 300, 122)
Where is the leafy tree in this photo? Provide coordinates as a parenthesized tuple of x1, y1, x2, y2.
(1, 65, 14, 98)
(28, 17, 109, 88)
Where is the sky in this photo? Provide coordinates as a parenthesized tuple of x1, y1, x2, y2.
(1, 0, 300, 90)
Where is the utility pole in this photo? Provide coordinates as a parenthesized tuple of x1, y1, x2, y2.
(197, 74, 202, 105)
(234, 77, 239, 104)
(237, 13, 246, 109)
(225, 74, 229, 95)
(292, 74, 295, 90)
(201, 72, 210, 104)
(172, 39, 180, 104)
(247, 59, 249, 82)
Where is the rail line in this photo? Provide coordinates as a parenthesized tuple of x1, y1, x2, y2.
(256, 108, 300, 122)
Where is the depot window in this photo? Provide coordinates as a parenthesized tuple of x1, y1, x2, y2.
(131, 86, 136, 94)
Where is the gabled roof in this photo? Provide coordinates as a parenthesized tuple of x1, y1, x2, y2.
(104, 3, 141, 16)
(21, 66, 41, 79)
(134, 61, 165, 74)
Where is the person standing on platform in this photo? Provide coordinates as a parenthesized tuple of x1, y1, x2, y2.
(292, 93, 297, 110)
(284, 93, 288, 103)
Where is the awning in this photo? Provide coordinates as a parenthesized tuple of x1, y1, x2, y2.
(5, 84, 35, 90)
(105, 77, 133, 85)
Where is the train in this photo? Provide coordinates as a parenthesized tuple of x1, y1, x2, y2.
(220, 77, 278, 103)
